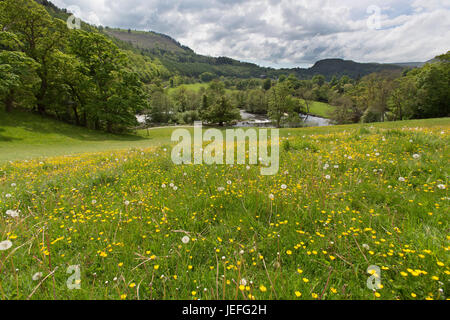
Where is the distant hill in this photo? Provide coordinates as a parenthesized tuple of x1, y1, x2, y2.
(104, 29, 193, 54)
(103, 29, 405, 80)
(284, 59, 403, 79)
(39, 0, 407, 80)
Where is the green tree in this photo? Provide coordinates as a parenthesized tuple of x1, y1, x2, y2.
(69, 31, 147, 132)
(0, 31, 40, 112)
(200, 72, 216, 83)
(245, 89, 268, 114)
(0, 0, 67, 114)
(268, 81, 298, 127)
(263, 78, 272, 91)
(203, 95, 240, 126)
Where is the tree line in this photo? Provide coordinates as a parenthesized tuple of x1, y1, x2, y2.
(1, 0, 448, 132)
(0, 0, 164, 133)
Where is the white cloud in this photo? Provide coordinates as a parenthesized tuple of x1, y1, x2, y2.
(50, 0, 450, 67)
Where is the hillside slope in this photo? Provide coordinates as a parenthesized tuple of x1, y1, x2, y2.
(0, 110, 171, 162)
(105, 28, 404, 79)
(36, 1, 405, 80)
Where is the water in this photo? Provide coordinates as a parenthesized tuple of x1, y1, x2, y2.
(137, 111, 332, 128)
(301, 114, 332, 127)
(234, 110, 332, 128)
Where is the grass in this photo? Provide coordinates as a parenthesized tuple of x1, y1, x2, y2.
(167, 83, 209, 94)
(302, 100, 335, 119)
(0, 110, 175, 163)
(0, 113, 449, 300)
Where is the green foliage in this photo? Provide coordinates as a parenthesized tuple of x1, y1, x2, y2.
(0, 0, 151, 133)
(268, 81, 304, 127)
(200, 72, 216, 82)
(0, 49, 40, 111)
(330, 57, 449, 125)
(201, 82, 241, 126)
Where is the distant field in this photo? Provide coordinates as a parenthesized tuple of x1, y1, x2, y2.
(167, 83, 209, 94)
(0, 115, 448, 300)
(302, 100, 335, 118)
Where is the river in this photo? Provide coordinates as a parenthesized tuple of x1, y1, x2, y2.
(235, 110, 332, 127)
(136, 110, 332, 127)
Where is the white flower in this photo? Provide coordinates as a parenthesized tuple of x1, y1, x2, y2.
(5, 194, 12, 199)
(32, 272, 43, 281)
(398, 177, 406, 182)
(325, 175, 331, 180)
(91, 200, 97, 205)
(240, 278, 247, 286)
(281, 184, 287, 190)
(334, 165, 339, 169)
(437, 184, 446, 190)
(323, 164, 329, 170)
(413, 154, 420, 159)
(0, 240, 13, 251)
(362, 244, 370, 250)
(124, 200, 130, 206)
(169, 183, 174, 188)
(173, 186, 178, 191)
(269, 194, 275, 200)
(182, 236, 190, 244)
(227, 180, 232, 185)
(161, 183, 167, 188)
(217, 187, 225, 192)
(11, 183, 16, 187)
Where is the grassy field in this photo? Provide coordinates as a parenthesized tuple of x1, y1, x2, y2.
(0, 110, 178, 163)
(167, 83, 209, 94)
(303, 100, 335, 118)
(0, 113, 448, 300)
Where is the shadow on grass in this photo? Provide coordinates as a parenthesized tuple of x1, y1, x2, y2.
(0, 127, 22, 142)
(0, 110, 148, 142)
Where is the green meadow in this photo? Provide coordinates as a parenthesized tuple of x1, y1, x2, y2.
(0, 111, 449, 300)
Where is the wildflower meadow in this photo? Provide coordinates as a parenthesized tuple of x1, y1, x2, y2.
(0, 119, 448, 300)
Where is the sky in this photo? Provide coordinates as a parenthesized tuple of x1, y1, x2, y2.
(51, 0, 450, 68)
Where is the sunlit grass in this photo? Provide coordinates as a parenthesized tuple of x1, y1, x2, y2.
(0, 117, 448, 300)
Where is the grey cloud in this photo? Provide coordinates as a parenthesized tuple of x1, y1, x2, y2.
(52, 0, 450, 68)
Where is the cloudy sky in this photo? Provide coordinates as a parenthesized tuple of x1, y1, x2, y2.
(52, 0, 450, 68)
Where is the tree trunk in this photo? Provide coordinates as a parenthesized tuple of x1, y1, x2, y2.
(82, 112, 87, 127)
(36, 71, 48, 115)
(4, 92, 13, 112)
(72, 105, 80, 126)
(106, 121, 113, 133)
